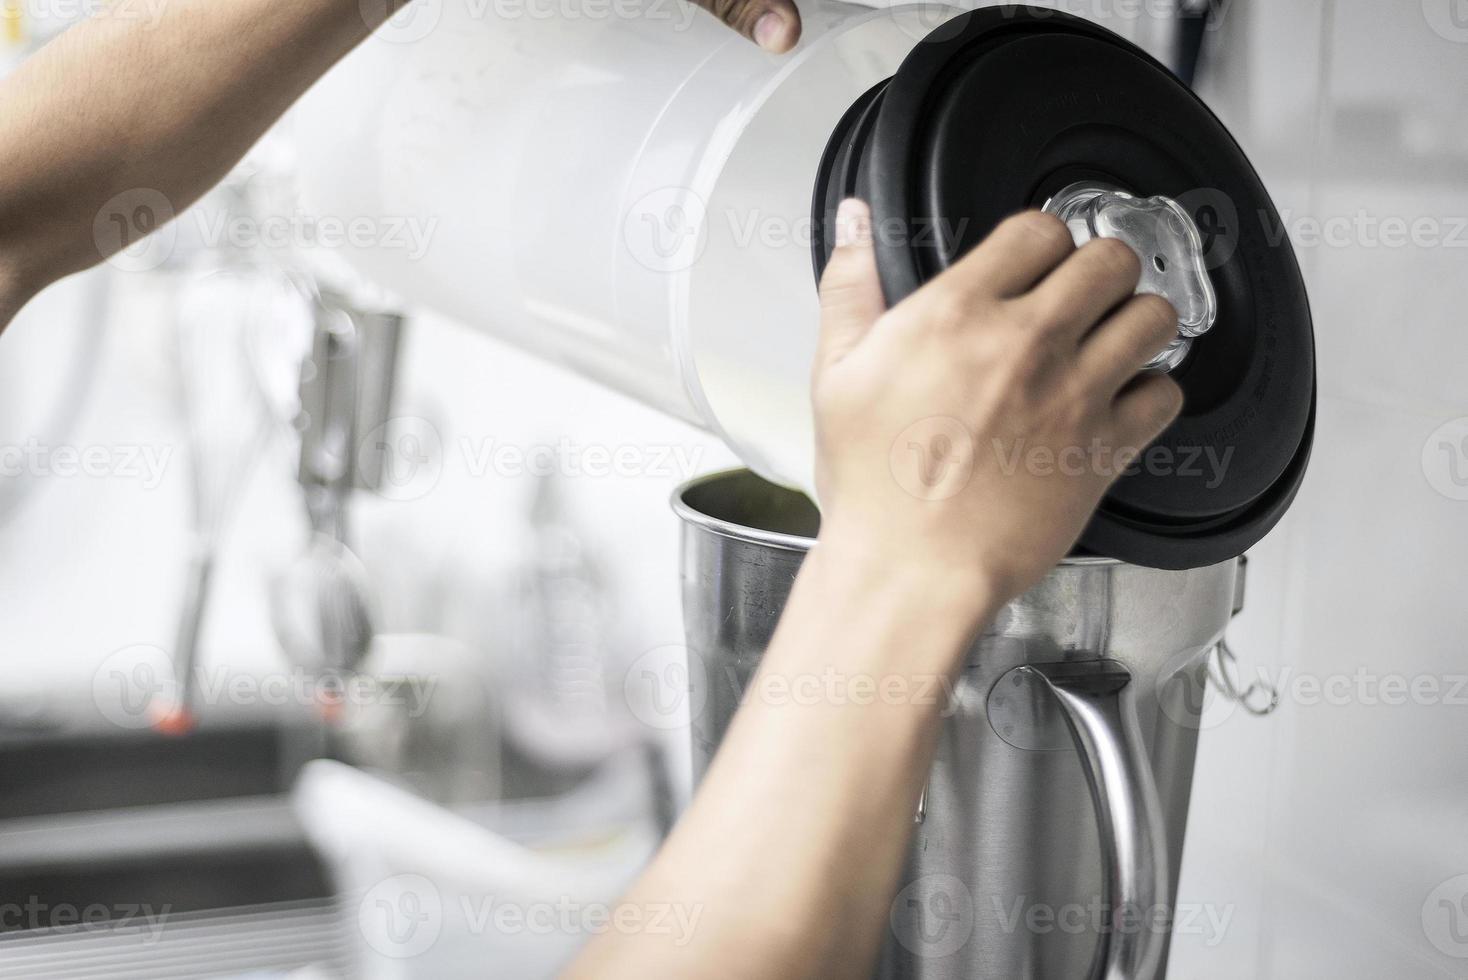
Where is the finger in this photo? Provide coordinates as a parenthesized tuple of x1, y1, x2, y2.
(1076, 293, 1180, 397)
(692, 0, 801, 52)
(941, 210, 1075, 301)
(816, 198, 886, 370)
(1025, 236, 1142, 343)
(1111, 373, 1184, 450)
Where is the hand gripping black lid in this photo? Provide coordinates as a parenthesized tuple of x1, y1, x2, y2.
(812, 5, 1315, 571)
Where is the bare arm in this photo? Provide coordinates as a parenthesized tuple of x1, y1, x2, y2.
(0, 0, 394, 321)
(568, 202, 1183, 978)
(573, 543, 995, 977)
(0, 0, 801, 327)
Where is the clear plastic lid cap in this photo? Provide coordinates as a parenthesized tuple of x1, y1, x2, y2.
(1043, 181, 1218, 373)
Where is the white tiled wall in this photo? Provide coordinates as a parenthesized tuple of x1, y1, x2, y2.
(1173, 3, 1468, 977)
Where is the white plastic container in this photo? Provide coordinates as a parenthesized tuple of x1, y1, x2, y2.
(293, 755, 660, 978)
(293, 0, 959, 493)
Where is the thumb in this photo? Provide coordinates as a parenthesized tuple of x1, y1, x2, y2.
(691, 0, 801, 53)
(816, 198, 886, 370)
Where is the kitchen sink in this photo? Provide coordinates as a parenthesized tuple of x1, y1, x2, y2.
(0, 711, 348, 978)
(0, 714, 326, 820)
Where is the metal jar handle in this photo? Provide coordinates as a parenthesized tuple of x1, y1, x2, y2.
(1020, 660, 1169, 980)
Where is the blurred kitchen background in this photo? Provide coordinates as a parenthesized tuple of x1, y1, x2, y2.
(0, 0, 1464, 977)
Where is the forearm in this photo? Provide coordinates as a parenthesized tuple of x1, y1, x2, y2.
(568, 539, 998, 979)
(0, 0, 397, 314)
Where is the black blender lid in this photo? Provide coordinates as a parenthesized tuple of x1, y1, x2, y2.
(811, 5, 1315, 571)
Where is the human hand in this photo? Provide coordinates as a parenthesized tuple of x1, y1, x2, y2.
(690, 0, 800, 52)
(811, 199, 1183, 614)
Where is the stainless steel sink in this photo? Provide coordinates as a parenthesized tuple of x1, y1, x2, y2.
(0, 714, 347, 979)
(0, 716, 325, 820)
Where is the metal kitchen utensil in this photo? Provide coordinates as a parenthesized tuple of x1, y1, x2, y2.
(270, 532, 376, 678)
(674, 469, 1241, 980)
(271, 294, 378, 678)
